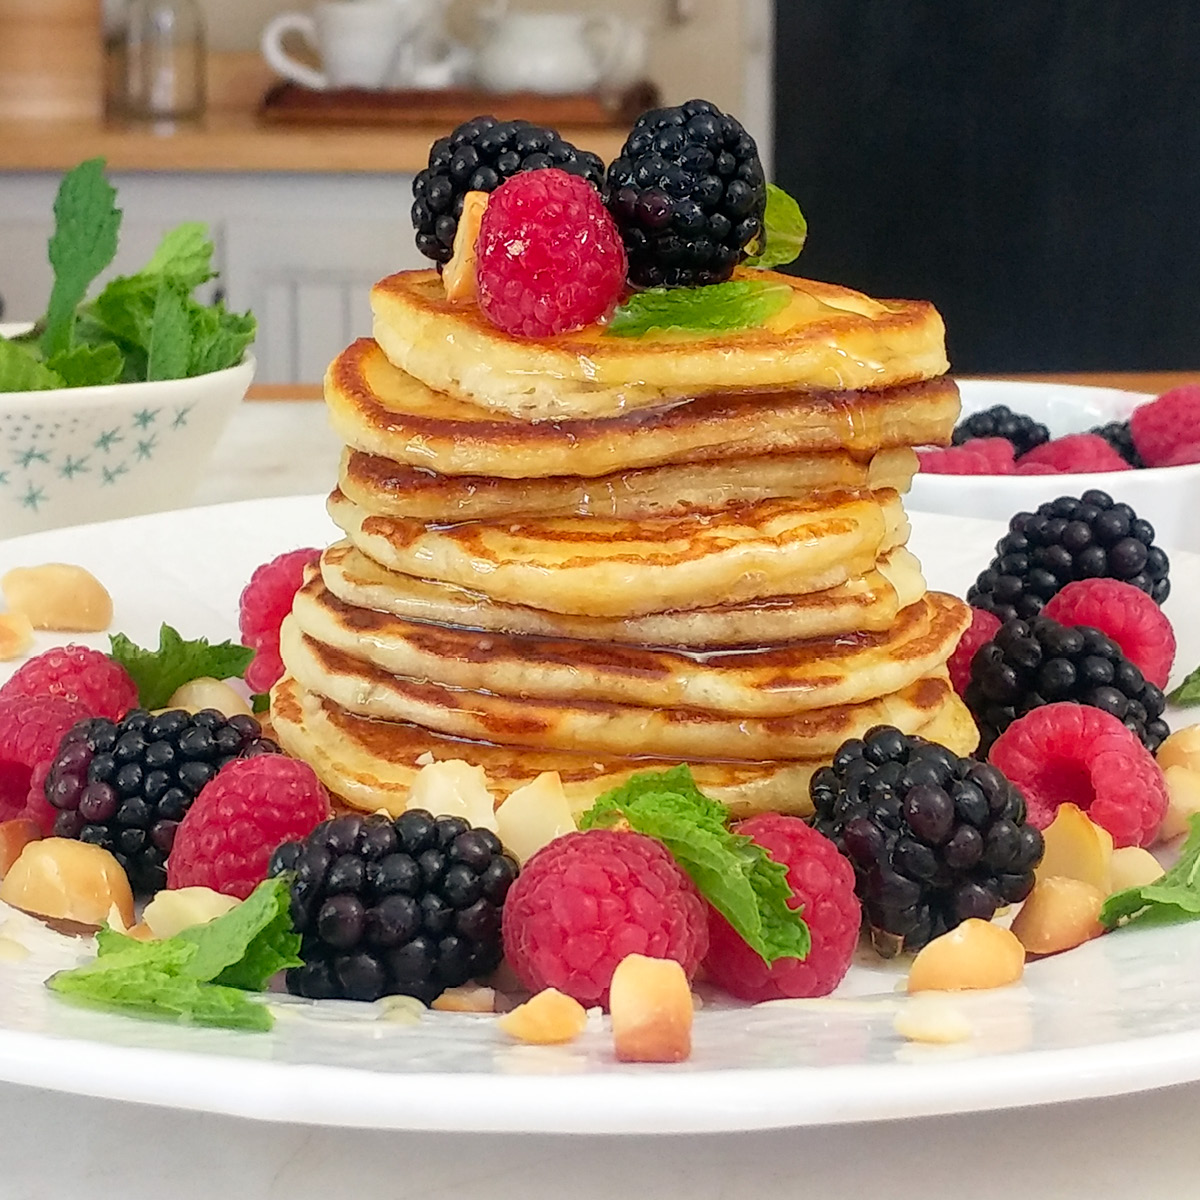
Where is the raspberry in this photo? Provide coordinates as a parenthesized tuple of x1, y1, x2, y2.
(1016, 434, 1132, 474)
(1015, 460, 1060, 475)
(947, 607, 1002, 697)
(238, 547, 320, 694)
(951, 405, 1049, 457)
(475, 169, 627, 338)
(411, 117, 605, 265)
(501, 829, 709, 1007)
(702, 815, 859, 1001)
(917, 438, 1015, 476)
(0, 695, 90, 827)
(988, 702, 1167, 848)
(1130, 385, 1200, 468)
(1042, 578, 1176, 689)
(0, 645, 137, 720)
(167, 755, 330, 899)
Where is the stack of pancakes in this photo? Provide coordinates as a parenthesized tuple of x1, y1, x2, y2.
(272, 267, 978, 818)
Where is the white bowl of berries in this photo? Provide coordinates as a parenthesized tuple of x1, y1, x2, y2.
(907, 380, 1200, 553)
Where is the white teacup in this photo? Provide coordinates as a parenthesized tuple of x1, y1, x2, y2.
(261, 0, 418, 91)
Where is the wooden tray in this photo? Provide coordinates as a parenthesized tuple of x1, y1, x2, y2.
(259, 82, 661, 129)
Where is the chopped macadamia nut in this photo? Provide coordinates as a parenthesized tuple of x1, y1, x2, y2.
(1010, 877, 1104, 956)
(609, 954, 694, 1063)
(0, 613, 34, 661)
(0, 820, 43, 880)
(406, 759, 497, 832)
(2, 564, 113, 631)
(142, 887, 240, 939)
(495, 772, 576, 864)
(432, 984, 496, 1013)
(894, 993, 973, 1044)
(497, 988, 587, 1045)
(907, 919, 1025, 993)
(166, 677, 253, 718)
(1036, 803, 1113, 892)
(0, 839, 133, 929)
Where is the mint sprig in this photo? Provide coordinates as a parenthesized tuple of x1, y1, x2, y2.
(1, 159, 254, 391)
(580, 766, 810, 965)
(1168, 664, 1200, 707)
(605, 279, 792, 339)
(40, 158, 122, 359)
(1100, 814, 1200, 929)
(744, 183, 808, 270)
(47, 877, 301, 1031)
(109, 623, 254, 710)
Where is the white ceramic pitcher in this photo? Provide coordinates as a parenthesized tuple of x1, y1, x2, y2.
(474, 9, 627, 94)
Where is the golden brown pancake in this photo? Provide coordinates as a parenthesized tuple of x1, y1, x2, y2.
(371, 268, 950, 420)
(319, 541, 928, 645)
(291, 579, 969, 716)
(326, 338, 960, 479)
(280, 619, 961, 761)
(270, 675, 980, 819)
(327, 488, 910, 618)
(337, 445, 918, 523)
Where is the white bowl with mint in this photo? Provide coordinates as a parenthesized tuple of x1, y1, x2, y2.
(0, 160, 256, 539)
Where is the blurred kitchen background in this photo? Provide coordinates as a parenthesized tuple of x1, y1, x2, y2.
(0, 0, 1196, 383)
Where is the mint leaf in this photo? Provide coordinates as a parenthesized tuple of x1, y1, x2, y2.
(49, 946, 272, 1031)
(141, 222, 215, 290)
(251, 692, 270, 714)
(187, 301, 256, 375)
(744, 183, 808, 270)
(46, 342, 124, 387)
(145, 281, 192, 381)
(580, 766, 810, 964)
(109, 623, 254, 709)
(605, 280, 792, 339)
(1169, 664, 1200, 707)
(176, 876, 301, 989)
(40, 159, 122, 359)
(0, 336, 66, 391)
(1100, 814, 1200, 929)
(48, 879, 297, 1031)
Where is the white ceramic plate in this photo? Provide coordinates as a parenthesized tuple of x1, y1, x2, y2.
(908, 380, 1200, 553)
(0, 495, 1198, 1135)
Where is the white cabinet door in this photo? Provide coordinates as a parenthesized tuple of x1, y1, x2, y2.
(223, 214, 424, 384)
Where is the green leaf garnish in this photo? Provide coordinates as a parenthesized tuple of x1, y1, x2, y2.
(605, 279, 792, 339)
(40, 158, 122, 359)
(1168, 664, 1200, 707)
(1100, 814, 1200, 929)
(45, 342, 124, 388)
(47, 878, 300, 1031)
(0, 336, 66, 391)
(251, 692, 271, 714)
(140, 222, 216, 291)
(744, 183, 808, 270)
(580, 766, 810, 965)
(145, 281, 193, 382)
(108, 623, 254, 710)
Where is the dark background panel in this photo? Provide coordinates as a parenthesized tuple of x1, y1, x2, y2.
(772, 2, 1200, 372)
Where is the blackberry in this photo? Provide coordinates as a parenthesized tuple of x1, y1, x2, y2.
(43, 709, 278, 895)
(605, 99, 766, 288)
(967, 489, 1170, 621)
(965, 615, 1168, 755)
(1089, 420, 1145, 468)
(272, 809, 518, 1004)
(951, 404, 1049, 457)
(810, 726, 1043, 953)
(411, 116, 604, 264)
